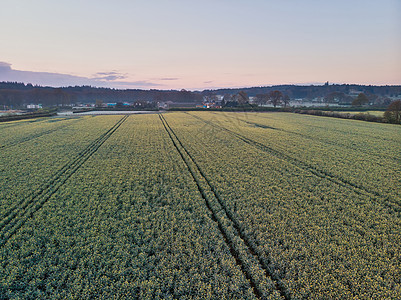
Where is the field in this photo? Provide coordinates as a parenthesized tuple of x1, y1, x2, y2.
(349, 110, 385, 116)
(324, 110, 385, 117)
(0, 112, 400, 299)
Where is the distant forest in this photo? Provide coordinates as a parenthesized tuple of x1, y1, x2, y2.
(207, 84, 401, 99)
(0, 82, 203, 108)
(0, 81, 400, 108)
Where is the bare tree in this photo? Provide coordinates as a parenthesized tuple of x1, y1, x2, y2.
(269, 90, 283, 108)
(255, 94, 268, 106)
(282, 94, 290, 108)
(236, 91, 249, 105)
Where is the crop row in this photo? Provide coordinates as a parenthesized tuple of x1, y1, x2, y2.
(192, 112, 401, 202)
(0, 117, 79, 148)
(0, 116, 53, 129)
(0, 114, 258, 299)
(0, 115, 122, 212)
(189, 112, 400, 213)
(160, 114, 284, 299)
(216, 112, 400, 166)
(1, 112, 399, 298)
(252, 112, 401, 162)
(0, 115, 129, 247)
(267, 112, 401, 144)
(0, 118, 84, 150)
(212, 111, 401, 161)
(163, 112, 401, 298)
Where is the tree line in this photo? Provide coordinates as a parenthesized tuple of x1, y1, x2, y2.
(206, 84, 401, 102)
(1, 81, 400, 109)
(0, 82, 203, 108)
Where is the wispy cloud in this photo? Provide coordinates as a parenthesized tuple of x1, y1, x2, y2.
(92, 71, 128, 81)
(110, 80, 163, 88)
(156, 77, 179, 81)
(0, 62, 162, 89)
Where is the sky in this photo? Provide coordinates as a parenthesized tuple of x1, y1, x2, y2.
(0, 0, 400, 90)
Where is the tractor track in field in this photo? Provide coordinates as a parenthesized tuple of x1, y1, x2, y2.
(159, 114, 288, 300)
(0, 118, 85, 150)
(0, 115, 129, 247)
(187, 113, 401, 214)
(214, 112, 401, 166)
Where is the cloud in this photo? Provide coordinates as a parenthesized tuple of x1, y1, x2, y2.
(95, 71, 121, 76)
(157, 77, 179, 81)
(0, 62, 162, 89)
(109, 80, 163, 87)
(92, 71, 128, 81)
(0, 62, 12, 70)
(93, 75, 126, 81)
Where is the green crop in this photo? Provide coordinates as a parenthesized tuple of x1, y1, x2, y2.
(0, 112, 400, 299)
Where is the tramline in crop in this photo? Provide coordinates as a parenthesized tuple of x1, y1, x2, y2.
(162, 111, 401, 298)
(160, 114, 285, 299)
(0, 115, 128, 247)
(0, 117, 83, 150)
(213, 112, 400, 166)
(0, 112, 400, 299)
(186, 112, 400, 213)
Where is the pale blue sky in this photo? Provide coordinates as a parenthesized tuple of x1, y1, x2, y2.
(0, 0, 400, 89)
